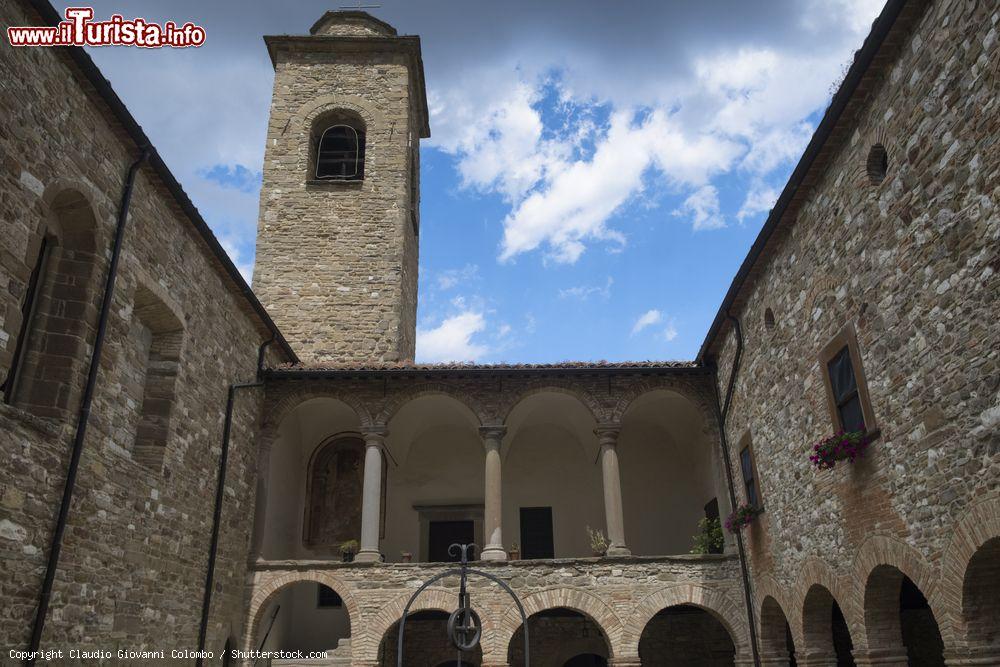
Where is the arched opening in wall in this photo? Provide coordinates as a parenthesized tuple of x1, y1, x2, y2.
(802, 585, 855, 667)
(253, 580, 351, 660)
(863, 565, 944, 666)
(764, 307, 776, 332)
(507, 608, 610, 667)
(379, 610, 483, 666)
(311, 109, 366, 180)
(383, 393, 482, 563)
(6, 188, 101, 418)
(638, 604, 736, 666)
(564, 654, 608, 667)
(866, 143, 889, 185)
(304, 435, 365, 551)
(259, 397, 365, 560)
(760, 596, 796, 666)
(618, 389, 727, 556)
(504, 391, 601, 559)
(962, 537, 1000, 655)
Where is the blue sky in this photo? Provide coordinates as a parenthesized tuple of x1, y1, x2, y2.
(62, 0, 886, 363)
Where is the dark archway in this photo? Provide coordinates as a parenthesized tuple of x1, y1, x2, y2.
(638, 604, 736, 665)
(564, 654, 608, 667)
(380, 610, 483, 666)
(759, 596, 796, 666)
(863, 565, 943, 665)
(802, 585, 854, 667)
(508, 608, 610, 667)
(962, 536, 1000, 654)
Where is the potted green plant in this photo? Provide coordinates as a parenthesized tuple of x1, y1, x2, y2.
(339, 540, 359, 562)
(586, 526, 608, 557)
(690, 517, 724, 554)
(508, 542, 520, 560)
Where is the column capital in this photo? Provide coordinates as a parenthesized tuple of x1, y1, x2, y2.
(361, 425, 389, 444)
(479, 424, 507, 440)
(594, 422, 622, 443)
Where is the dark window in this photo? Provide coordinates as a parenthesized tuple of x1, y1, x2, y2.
(520, 507, 554, 560)
(827, 346, 865, 432)
(428, 520, 474, 563)
(704, 498, 720, 521)
(315, 125, 365, 180)
(317, 584, 342, 608)
(2, 235, 50, 404)
(740, 446, 760, 509)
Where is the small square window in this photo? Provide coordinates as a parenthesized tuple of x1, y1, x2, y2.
(317, 584, 342, 608)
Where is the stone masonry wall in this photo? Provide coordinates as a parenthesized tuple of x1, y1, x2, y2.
(244, 555, 750, 666)
(0, 0, 279, 657)
(253, 22, 420, 364)
(709, 0, 999, 660)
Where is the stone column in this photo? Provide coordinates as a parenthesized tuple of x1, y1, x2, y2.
(609, 658, 642, 666)
(596, 423, 630, 557)
(852, 647, 909, 666)
(249, 437, 273, 559)
(356, 426, 388, 563)
(480, 425, 507, 561)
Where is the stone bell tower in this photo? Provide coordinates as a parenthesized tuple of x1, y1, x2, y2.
(253, 11, 428, 364)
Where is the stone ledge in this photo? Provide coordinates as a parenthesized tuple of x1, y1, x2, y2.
(0, 401, 67, 439)
(250, 552, 738, 571)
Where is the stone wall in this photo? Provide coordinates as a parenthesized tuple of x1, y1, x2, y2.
(243, 555, 751, 666)
(707, 0, 999, 661)
(253, 14, 422, 364)
(0, 0, 281, 656)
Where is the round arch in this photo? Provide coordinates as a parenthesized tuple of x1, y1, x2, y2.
(494, 587, 625, 659)
(243, 572, 360, 654)
(850, 534, 949, 650)
(759, 595, 796, 665)
(623, 584, 749, 660)
(937, 495, 1000, 652)
(264, 387, 373, 431)
(376, 383, 486, 427)
(609, 378, 716, 429)
(361, 587, 494, 663)
(800, 584, 856, 664)
(499, 382, 606, 425)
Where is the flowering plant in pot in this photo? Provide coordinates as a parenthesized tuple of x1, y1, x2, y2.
(508, 542, 520, 560)
(809, 430, 870, 470)
(724, 504, 762, 533)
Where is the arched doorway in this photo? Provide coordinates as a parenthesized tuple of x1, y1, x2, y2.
(962, 536, 1000, 656)
(759, 596, 796, 666)
(802, 585, 854, 667)
(379, 610, 483, 666)
(252, 580, 352, 659)
(638, 604, 736, 665)
(863, 565, 944, 665)
(507, 608, 611, 666)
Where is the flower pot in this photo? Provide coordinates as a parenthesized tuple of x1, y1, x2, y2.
(509, 550, 520, 560)
(341, 551, 354, 563)
(400, 552, 412, 563)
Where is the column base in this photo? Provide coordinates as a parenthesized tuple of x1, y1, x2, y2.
(354, 549, 381, 563)
(481, 546, 508, 561)
(853, 647, 908, 666)
(606, 545, 632, 557)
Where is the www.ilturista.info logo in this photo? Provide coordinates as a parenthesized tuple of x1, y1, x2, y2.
(7, 7, 206, 48)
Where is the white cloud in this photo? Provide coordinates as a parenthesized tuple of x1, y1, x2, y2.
(674, 185, 726, 231)
(436, 264, 480, 290)
(662, 320, 679, 342)
(631, 309, 663, 336)
(558, 276, 614, 300)
(417, 311, 490, 363)
(737, 182, 780, 222)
